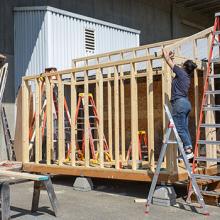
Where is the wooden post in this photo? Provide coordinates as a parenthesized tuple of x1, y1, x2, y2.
(22, 79, 30, 163)
(97, 68, 104, 167)
(46, 77, 52, 165)
(84, 71, 90, 167)
(146, 62, 155, 170)
(114, 66, 120, 169)
(57, 75, 65, 165)
(120, 65, 125, 162)
(108, 71, 113, 159)
(71, 73, 76, 166)
(163, 62, 176, 173)
(130, 63, 139, 170)
(35, 79, 40, 164)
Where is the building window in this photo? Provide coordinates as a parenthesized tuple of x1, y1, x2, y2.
(85, 28, 95, 54)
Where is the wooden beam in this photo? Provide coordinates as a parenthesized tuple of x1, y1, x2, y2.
(130, 63, 139, 170)
(120, 64, 125, 162)
(46, 77, 52, 165)
(163, 63, 177, 173)
(108, 71, 113, 159)
(165, 27, 213, 51)
(114, 66, 120, 169)
(146, 61, 155, 170)
(98, 68, 104, 168)
(72, 37, 184, 64)
(84, 71, 90, 167)
(57, 75, 65, 165)
(35, 79, 40, 164)
(71, 73, 76, 166)
(22, 80, 29, 163)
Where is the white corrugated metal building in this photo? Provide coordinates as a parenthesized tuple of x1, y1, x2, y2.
(14, 6, 140, 91)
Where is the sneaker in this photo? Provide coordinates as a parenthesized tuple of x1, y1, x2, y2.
(178, 151, 194, 161)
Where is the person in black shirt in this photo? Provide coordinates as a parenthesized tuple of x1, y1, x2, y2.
(162, 49, 197, 160)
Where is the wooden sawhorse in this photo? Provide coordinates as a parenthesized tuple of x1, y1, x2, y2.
(0, 171, 59, 220)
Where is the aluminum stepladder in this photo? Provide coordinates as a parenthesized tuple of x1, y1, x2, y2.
(145, 104, 209, 215)
(187, 13, 220, 202)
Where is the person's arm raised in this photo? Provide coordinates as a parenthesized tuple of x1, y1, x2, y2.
(162, 49, 175, 69)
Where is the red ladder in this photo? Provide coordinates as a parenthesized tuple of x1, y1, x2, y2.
(187, 13, 220, 201)
(75, 93, 111, 163)
(126, 130, 148, 161)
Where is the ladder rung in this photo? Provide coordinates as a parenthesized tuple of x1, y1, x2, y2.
(211, 58, 220, 63)
(198, 140, 220, 145)
(201, 190, 220, 196)
(208, 74, 220, 79)
(205, 90, 220, 95)
(77, 116, 98, 119)
(193, 174, 220, 181)
(214, 31, 220, 35)
(200, 123, 220, 128)
(164, 141, 178, 144)
(195, 157, 220, 163)
(203, 105, 220, 111)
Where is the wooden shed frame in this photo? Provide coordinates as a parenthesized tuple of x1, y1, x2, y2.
(22, 26, 219, 182)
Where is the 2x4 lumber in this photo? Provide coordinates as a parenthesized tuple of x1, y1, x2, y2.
(57, 75, 65, 165)
(0, 170, 49, 181)
(107, 71, 113, 159)
(165, 27, 212, 51)
(24, 53, 201, 81)
(35, 79, 40, 164)
(130, 63, 139, 170)
(146, 60, 155, 170)
(120, 65, 126, 162)
(95, 68, 100, 159)
(23, 54, 164, 81)
(22, 80, 30, 163)
(114, 66, 120, 169)
(72, 37, 184, 64)
(97, 68, 104, 168)
(46, 77, 52, 165)
(84, 71, 90, 167)
(39, 81, 43, 160)
(71, 73, 76, 166)
(162, 63, 176, 172)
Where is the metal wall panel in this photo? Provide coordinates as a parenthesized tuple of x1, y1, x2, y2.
(14, 6, 140, 90)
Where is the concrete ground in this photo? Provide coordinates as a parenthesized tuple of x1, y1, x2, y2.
(8, 176, 220, 220)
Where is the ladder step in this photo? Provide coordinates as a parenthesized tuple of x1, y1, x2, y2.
(208, 74, 220, 79)
(195, 157, 220, 163)
(213, 42, 220, 46)
(201, 190, 220, 196)
(203, 105, 220, 111)
(198, 140, 220, 145)
(77, 116, 98, 119)
(211, 58, 220, 63)
(200, 123, 220, 128)
(205, 90, 220, 95)
(193, 174, 220, 181)
(164, 141, 178, 144)
(214, 31, 220, 35)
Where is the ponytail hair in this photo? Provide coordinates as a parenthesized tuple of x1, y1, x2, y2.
(183, 60, 197, 75)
